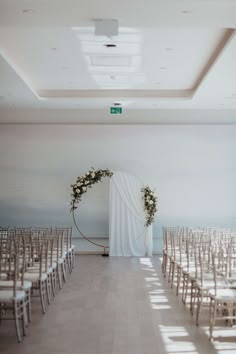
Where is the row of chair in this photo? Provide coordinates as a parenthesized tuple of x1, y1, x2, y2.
(162, 226, 236, 340)
(0, 226, 74, 342)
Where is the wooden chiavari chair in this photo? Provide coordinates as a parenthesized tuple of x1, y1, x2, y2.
(0, 237, 27, 342)
(209, 251, 236, 340)
(23, 237, 49, 314)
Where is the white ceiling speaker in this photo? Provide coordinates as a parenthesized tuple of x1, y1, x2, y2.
(94, 19, 119, 37)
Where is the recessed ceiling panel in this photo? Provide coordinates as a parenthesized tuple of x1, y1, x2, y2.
(90, 55, 131, 67)
(0, 27, 230, 92)
(0, 0, 236, 122)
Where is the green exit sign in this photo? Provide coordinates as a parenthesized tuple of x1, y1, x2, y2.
(110, 106, 123, 114)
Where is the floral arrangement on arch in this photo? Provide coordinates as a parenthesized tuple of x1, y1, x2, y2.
(141, 186, 157, 227)
(70, 167, 113, 211)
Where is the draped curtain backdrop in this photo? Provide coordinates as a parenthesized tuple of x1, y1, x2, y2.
(109, 171, 153, 256)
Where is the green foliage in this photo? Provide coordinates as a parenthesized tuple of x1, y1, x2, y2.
(141, 186, 157, 227)
(71, 169, 157, 228)
(70, 167, 113, 211)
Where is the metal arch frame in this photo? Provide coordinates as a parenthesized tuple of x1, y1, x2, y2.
(72, 208, 109, 253)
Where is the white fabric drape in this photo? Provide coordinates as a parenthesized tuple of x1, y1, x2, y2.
(145, 225, 153, 257)
(109, 171, 153, 256)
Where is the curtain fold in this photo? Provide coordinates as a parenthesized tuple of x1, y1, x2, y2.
(109, 171, 153, 256)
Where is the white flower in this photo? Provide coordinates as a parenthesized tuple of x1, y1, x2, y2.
(71, 168, 113, 211)
(149, 200, 153, 205)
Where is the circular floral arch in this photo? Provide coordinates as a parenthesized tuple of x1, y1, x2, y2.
(70, 167, 157, 251)
(71, 167, 113, 212)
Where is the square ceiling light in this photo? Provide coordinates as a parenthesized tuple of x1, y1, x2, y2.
(94, 19, 118, 37)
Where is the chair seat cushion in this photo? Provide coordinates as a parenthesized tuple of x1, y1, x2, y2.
(51, 262, 57, 270)
(0, 289, 26, 302)
(0, 273, 8, 280)
(196, 280, 226, 290)
(53, 256, 66, 263)
(182, 267, 196, 275)
(202, 272, 214, 280)
(54, 257, 64, 264)
(0, 280, 32, 290)
(27, 266, 53, 274)
(24, 272, 47, 282)
(209, 288, 236, 300)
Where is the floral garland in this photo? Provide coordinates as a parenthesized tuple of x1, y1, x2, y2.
(70, 168, 157, 227)
(70, 167, 113, 211)
(141, 186, 157, 227)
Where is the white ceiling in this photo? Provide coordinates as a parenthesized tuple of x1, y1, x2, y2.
(0, 0, 236, 124)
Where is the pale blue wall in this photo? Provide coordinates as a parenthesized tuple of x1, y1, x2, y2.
(0, 124, 236, 254)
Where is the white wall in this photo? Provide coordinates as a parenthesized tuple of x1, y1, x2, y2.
(0, 124, 236, 253)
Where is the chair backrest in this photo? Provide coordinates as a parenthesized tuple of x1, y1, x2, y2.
(0, 237, 25, 296)
(55, 227, 72, 251)
(211, 250, 229, 296)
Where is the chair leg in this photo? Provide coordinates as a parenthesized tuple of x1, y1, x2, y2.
(27, 291, 32, 323)
(62, 261, 67, 283)
(176, 266, 181, 296)
(68, 252, 73, 273)
(182, 274, 186, 303)
(168, 259, 172, 283)
(72, 249, 75, 269)
(54, 267, 59, 293)
(165, 256, 170, 279)
(66, 254, 70, 274)
(39, 280, 46, 314)
(51, 271, 56, 297)
(228, 307, 233, 326)
(46, 276, 51, 304)
(57, 265, 63, 290)
(162, 252, 167, 276)
(0, 304, 2, 324)
(14, 301, 22, 343)
(171, 262, 175, 288)
(190, 280, 196, 315)
(21, 301, 27, 337)
(209, 298, 217, 340)
(183, 277, 189, 305)
(196, 289, 202, 326)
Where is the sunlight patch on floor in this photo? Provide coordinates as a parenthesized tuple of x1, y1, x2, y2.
(141, 267, 156, 272)
(202, 326, 236, 353)
(146, 282, 161, 287)
(139, 258, 154, 267)
(145, 277, 159, 282)
(140, 256, 236, 353)
(149, 289, 165, 294)
(150, 295, 168, 303)
(142, 258, 171, 309)
(152, 304, 171, 310)
(159, 325, 199, 354)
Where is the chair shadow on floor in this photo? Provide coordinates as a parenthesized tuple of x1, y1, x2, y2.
(140, 257, 226, 354)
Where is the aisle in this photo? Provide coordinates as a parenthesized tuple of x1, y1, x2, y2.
(0, 256, 235, 354)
